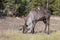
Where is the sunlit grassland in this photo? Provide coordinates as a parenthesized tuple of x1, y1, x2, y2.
(0, 31, 60, 40)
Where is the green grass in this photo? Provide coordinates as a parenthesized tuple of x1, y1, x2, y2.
(0, 31, 60, 40)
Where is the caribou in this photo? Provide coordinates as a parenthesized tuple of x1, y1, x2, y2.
(22, 7, 51, 34)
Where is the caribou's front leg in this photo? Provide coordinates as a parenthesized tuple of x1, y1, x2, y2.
(31, 27, 34, 34)
(31, 22, 35, 34)
(27, 22, 34, 33)
(23, 25, 27, 33)
(27, 21, 36, 34)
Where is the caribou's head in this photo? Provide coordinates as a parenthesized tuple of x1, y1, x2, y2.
(19, 22, 29, 33)
(19, 24, 28, 33)
(22, 20, 33, 33)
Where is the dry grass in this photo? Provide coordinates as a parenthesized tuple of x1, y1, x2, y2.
(0, 31, 60, 40)
(0, 16, 60, 40)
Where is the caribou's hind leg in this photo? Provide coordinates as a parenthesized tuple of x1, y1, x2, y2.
(47, 18, 50, 34)
(43, 20, 47, 33)
(43, 18, 50, 34)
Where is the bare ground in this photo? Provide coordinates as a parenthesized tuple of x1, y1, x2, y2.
(0, 16, 60, 33)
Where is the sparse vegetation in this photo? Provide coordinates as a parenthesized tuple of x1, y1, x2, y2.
(0, 16, 60, 40)
(0, 31, 60, 40)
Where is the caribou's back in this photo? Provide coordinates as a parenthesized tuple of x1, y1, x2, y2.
(27, 8, 51, 21)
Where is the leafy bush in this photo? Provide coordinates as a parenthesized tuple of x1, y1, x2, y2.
(0, 0, 60, 17)
(53, 11, 60, 16)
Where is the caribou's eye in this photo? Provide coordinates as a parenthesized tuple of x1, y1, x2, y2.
(26, 25, 28, 27)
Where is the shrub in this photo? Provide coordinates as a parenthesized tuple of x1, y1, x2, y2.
(53, 11, 60, 16)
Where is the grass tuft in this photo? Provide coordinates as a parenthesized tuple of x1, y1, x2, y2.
(0, 31, 60, 40)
